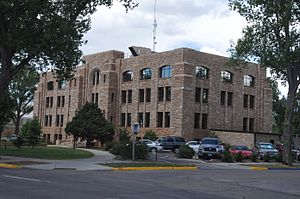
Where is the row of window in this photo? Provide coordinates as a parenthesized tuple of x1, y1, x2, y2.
(47, 80, 68, 91)
(46, 96, 66, 108)
(194, 113, 208, 129)
(120, 112, 170, 128)
(243, 117, 254, 132)
(220, 91, 233, 106)
(195, 87, 208, 103)
(44, 115, 64, 127)
(244, 95, 255, 109)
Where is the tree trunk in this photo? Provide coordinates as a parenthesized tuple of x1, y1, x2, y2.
(14, 116, 21, 135)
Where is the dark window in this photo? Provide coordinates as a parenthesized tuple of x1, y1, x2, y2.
(165, 112, 170, 128)
(61, 96, 65, 107)
(250, 95, 255, 109)
(92, 70, 100, 85)
(138, 113, 143, 127)
(195, 66, 209, 79)
(195, 87, 201, 102)
(121, 91, 127, 103)
(145, 112, 150, 127)
(202, 114, 208, 129)
(220, 91, 226, 105)
(45, 115, 48, 127)
(157, 112, 163, 127)
(244, 75, 254, 87)
(92, 93, 95, 103)
(127, 113, 131, 127)
(203, 88, 209, 103)
(47, 81, 54, 90)
(160, 65, 172, 78)
(146, 88, 151, 102)
(95, 93, 98, 105)
(56, 115, 60, 127)
(227, 92, 233, 106)
(140, 68, 152, 80)
(249, 118, 254, 132)
(244, 94, 248, 108)
(57, 96, 61, 107)
(68, 95, 71, 107)
(139, 89, 144, 102)
(58, 80, 66, 89)
(127, 90, 132, 103)
(60, 115, 64, 127)
(194, 113, 200, 129)
(103, 74, 106, 83)
(123, 70, 133, 82)
(46, 97, 50, 108)
(243, 117, 248, 131)
(50, 97, 53, 108)
(166, 87, 171, 101)
(111, 93, 114, 102)
(73, 78, 77, 86)
(121, 113, 126, 127)
(158, 87, 164, 101)
(221, 71, 233, 83)
(49, 115, 52, 127)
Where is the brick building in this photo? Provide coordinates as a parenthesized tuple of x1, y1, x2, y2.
(33, 46, 272, 143)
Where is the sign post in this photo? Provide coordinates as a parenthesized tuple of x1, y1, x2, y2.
(131, 123, 140, 162)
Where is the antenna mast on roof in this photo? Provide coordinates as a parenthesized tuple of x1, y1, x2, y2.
(152, 0, 157, 52)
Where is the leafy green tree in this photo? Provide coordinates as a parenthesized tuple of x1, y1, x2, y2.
(21, 117, 42, 149)
(143, 130, 158, 141)
(229, 0, 300, 165)
(0, 0, 138, 130)
(65, 102, 114, 148)
(9, 69, 39, 135)
(118, 128, 130, 144)
(0, 91, 13, 137)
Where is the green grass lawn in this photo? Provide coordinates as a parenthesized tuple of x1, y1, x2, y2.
(0, 146, 94, 160)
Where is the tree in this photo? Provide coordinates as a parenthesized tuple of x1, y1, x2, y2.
(143, 130, 158, 141)
(21, 117, 42, 149)
(0, 0, 138, 130)
(229, 0, 300, 165)
(65, 102, 114, 148)
(9, 69, 39, 135)
(0, 91, 13, 136)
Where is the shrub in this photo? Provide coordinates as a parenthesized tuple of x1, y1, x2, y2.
(119, 143, 148, 160)
(143, 130, 158, 141)
(250, 153, 258, 162)
(275, 152, 283, 162)
(110, 143, 124, 155)
(221, 144, 233, 162)
(234, 152, 244, 162)
(13, 136, 25, 150)
(118, 128, 130, 144)
(177, 145, 195, 159)
(105, 141, 116, 151)
(264, 153, 271, 162)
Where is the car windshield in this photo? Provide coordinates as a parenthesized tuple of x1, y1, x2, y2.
(233, 145, 249, 150)
(201, 139, 218, 145)
(259, 144, 274, 149)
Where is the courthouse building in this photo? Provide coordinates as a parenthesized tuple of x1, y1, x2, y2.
(33, 46, 272, 143)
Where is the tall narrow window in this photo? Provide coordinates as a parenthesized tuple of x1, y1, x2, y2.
(138, 113, 143, 127)
(220, 91, 226, 105)
(195, 66, 209, 79)
(194, 113, 200, 129)
(227, 92, 233, 106)
(221, 71, 233, 83)
(92, 93, 95, 103)
(250, 95, 255, 109)
(46, 97, 50, 108)
(111, 93, 114, 102)
(95, 93, 99, 105)
(50, 97, 53, 107)
(139, 89, 144, 102)
(121, 113, 126, 127)
(166, 87, 171, 101)
(195, 87, 201, 102)
(140, 68, 152, 80)
(202, 88, 209, 103)
(202, 114, 208, 129)
(58, 80, 66, 89)
(123, 70, 133, 82)
(127, 113, 131, 127)
(145, 112, 150, 127)
(160, 65, 172, 78)
(158, 87, 164, 101)
(61, 96, 65, 107)
(45, 115, 48, 127)
(127, 90, 132, 103)
(121, 91, 126, 103)
(157, 112, 163, 127)
(57, 96, 61, 107)
(165, 112, 170, 128)
(243, 94, 248, 108)
(243, 117, 248, 131)
(103, 74, 106, 83)
(60, 115, 64, 127)
(92, 70, 100, 85)
(56, 115, 60, 127)
(146, 88, 151, 102)
(49, 115, 52, 127)
(249, 118, 254, 132)
(244, 75, 254, 87)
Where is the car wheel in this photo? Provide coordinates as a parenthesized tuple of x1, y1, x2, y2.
(150, 148, 157, 153)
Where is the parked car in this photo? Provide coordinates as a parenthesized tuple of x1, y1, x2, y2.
(253, 142, 279, 160)
(138, 139, 163, 152)
(155, 136, 186, 153)
(276, 143, 300, 161)
(198, 137, 224, 159)
(230, 145, 252, 159)
(186, 140, 201, 154)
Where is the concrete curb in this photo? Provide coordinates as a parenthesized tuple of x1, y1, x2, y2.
(250, 167, 268, 170)
(0, 163, 22, 169)
(112, 166, 198, 171)
(250, 166, 300, 170)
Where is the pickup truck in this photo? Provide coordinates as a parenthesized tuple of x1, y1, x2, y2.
(198, 137, 224, 159)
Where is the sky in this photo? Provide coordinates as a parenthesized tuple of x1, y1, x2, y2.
(80, 0, 288, 96)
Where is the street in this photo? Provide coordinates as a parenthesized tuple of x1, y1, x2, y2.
(1, 168, 300, 199)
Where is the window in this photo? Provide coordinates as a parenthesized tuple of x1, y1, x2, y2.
(243, 117, 248, 131)
(249, 118, 254, 132)
(123, 70, 133, 82)
(157, 112, 163, 127)
(61, 96, 65, 107)
(221, 71, 233, 83)
(165, 112, 170, 128)
(103, 74, 106, 83)
(195, 66, 209, 79)
(160, 65, 172, 78)
(194, 113, 200, 129)
(92, 70, 100, 85)
(73, 78, 77, 87)
(46, 97, 50, 108)
(57, 96, 61, 107)
(146, 89, 151, 102)
(111, 93, 114, 102)
(121, 113, 126, 127)
(127, 90, 132, 103)
(49, 115, 52, 127)
(250, 95, 255, 109)
(92, 93, 95, 103)
(244, 75, 254, 87)
(50, 97, 53, 107)
(95, 93, 98, 105)
(58, 80, 66, 89)
(158, 87, 164, 101)
(202, 114, 208, 129)
(145, 112, 150, 127)
(56, 115, 60, 127)
(244, 94, 248, 108)
(45, 115, 48, 127)
(47, 81, 54, 90)
(138, 113, 143, 127)
(203, 88, 209, 103)
(220, 91, 226, 105)
(140, 68, 152, 80)
(227, 92, 233, 106)
(195, 87, 201, 102)
(121, 91, 126, 103)
(60, 115, 64, 127)
(139, 89, 144, 102)
(126, 113, 131, 127)
(166, 87, 171, 101)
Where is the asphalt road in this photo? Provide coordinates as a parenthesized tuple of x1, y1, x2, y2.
(1, 168, 300, 199)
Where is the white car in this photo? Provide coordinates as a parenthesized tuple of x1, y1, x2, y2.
(138, 139, 163, 152)
(186, 140, 201, 154)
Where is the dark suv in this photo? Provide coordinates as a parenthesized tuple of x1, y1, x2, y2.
(155, 136, 186, 153)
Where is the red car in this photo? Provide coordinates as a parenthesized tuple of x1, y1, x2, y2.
(230, 145, 252, 158)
